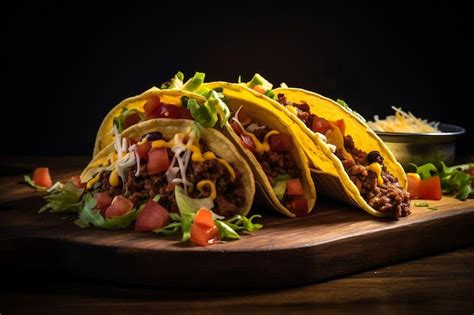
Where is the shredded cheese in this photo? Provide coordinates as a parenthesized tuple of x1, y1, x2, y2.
(197, 180, 217, 200)
(368, 106, 440, 133)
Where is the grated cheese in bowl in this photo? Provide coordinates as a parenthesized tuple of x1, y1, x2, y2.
(368, 106, 440, 133)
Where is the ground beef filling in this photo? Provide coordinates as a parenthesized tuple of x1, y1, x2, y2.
(277, 93, 315, 128)
(338, 135, 411, 217)
(278, 93, 411, 217)
(93, 137, 246, 217)
(245, 124, 301, 209)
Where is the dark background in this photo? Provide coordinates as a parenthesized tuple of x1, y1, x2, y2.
(4, 1, 472, 157)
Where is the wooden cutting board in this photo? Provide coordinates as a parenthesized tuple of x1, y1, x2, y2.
(1, 157, 473, 289)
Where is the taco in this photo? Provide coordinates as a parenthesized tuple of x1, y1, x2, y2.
(203, 82, 317, 218)
(240, 75, 410, 217)
(82, 118, 255, 218)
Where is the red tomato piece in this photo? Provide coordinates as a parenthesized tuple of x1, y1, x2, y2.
(70, 175, 85, 188)
(136, 142, 151, 160)
(135, 200, 170, 231)
(418, 175, 442, 200)
(289, 197, 308, 217)
(269, 133, 294, 152)
(311, 116, 331, 134)
(407, 173, 420, 198)
(332, 119, 346, 135)
(190, 223, 219, 246)
(241, 134, 256, 152)
(94, 192, 113, 216)
(33, 167, 53, 188)
(143, 96, 163, 119)
(230, 121, 243, 135)
(286, 178, 304, 196)
(122, 112, 142, 130)
(145, 103, 192, 120)
(230, 121, 256, 151)
(238, 110, 252, 126)
(194, 208, 215, 229)
(105, 195, 133, 219)
(147, 148, 170, 175)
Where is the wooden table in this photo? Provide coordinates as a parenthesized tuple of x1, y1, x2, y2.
(1, 156, 473, 313)
(0, 247, 473, 314)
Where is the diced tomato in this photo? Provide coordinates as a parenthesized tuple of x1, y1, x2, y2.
(33, 167, 52, 188)
(147, 148, 170, 175)
(418, 175, 443, 200)
(135, 200, 170, 231)
(241, 134, 257, 152)
(105, 195, 133, 219)
(289, 197, 308, 217)
(143, 96, 163, 118)
(136, 142, 151, 160)
(194, 208, 215, 229)
(238, 110, 252, 126)
(253, 85, 266, 94)
(145, 103, 192, 120)
(407, 173, 420, 198)
(70, 175, 85, 188)
(94, 192, 113, 216)
(287, 178, 304, 196)
(230, 120, 257, 151)
(122, 112, 142, 130)
(269, 133, 294, 152)
(332, 119, 346, 135)
(230, 121, 243, 135)
(311, 116, 331, 134)
(191, 223, 219, 246)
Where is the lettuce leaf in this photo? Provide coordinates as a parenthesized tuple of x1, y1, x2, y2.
(161, 71, 185, 89)
(74, 193, 140, 230)
(182, 72, 205, 92)
(272, 174, 291, 200)
(38, 182, 84, 214)
(187, 98, 218, 128)
(174, 186, 214, 241)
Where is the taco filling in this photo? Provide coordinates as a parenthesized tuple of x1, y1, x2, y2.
(229, 107, 308, 216)
(87, 129, 246, 217)
(113, 95, 193, 133)
(277, 94, 411, 217)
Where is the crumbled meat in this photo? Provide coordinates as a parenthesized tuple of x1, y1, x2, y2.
(91, 143, 246, 217)
(337, 135, 411, 217)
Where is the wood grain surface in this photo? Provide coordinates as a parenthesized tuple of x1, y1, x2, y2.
(1, 247, 473, 314)
(1, 156, 473, 289)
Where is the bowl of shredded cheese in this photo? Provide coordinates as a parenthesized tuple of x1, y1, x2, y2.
(368, 107, 465, 168)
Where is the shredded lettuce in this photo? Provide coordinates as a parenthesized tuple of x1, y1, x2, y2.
(409, 162, 438, 180)
(187, 98, 218, 128)
(264, 89, 276, 100)
(215, 220, 240, 239)
(246, 73, 273, 91)
(182, 72, 205, 92)
(38, 182, 84, 214)
(272, 174, 291, 200)
(208, 90, 231, 127)
(222, 214, 263, 233)
(74, 193, 139, 230)
(161, 71, 185, 89)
